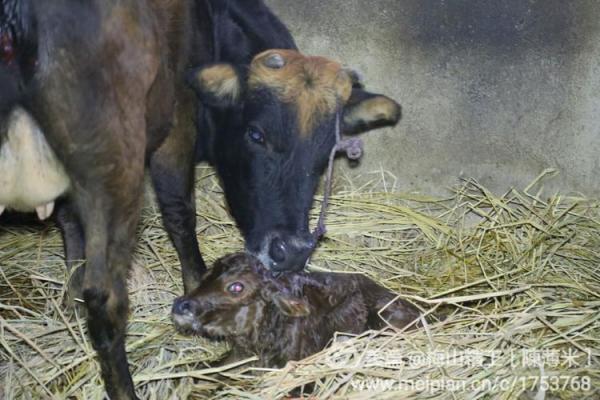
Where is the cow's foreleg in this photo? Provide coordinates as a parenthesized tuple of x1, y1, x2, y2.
(150, 102, 207, 294)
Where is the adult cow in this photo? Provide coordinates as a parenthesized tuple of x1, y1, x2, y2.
(0, 0, 400, 398)
(1, 1, 213, 398)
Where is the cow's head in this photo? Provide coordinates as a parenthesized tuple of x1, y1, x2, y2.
(189, 50, 401, 272)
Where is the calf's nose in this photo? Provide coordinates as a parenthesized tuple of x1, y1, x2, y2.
(172, 297, 193, 316)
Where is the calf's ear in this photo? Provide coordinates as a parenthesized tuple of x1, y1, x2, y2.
(270, 292, 311, 317)
(342, 88, 401, 135)
(186, 64, 242, 108)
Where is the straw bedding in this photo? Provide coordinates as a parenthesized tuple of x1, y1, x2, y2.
(1, 167, 599, 399)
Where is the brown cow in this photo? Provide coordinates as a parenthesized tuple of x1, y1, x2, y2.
(1, 1, 213, 398)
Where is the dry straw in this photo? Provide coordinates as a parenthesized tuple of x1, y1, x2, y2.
(1, 167, 599, 399)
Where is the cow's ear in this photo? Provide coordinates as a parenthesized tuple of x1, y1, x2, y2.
(342, 89, 401, 135)
(186, 64, 243, 108)
(269, 291, 311, 317)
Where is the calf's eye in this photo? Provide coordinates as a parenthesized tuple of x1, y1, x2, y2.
(228, 282, 245, 294)
(247, 127, 265, 145)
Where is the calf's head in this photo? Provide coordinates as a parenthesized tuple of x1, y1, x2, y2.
(189, 50, 401, 272)
(171, 252, 312, 338)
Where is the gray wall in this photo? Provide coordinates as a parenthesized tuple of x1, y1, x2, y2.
(265, 0, 600, 196)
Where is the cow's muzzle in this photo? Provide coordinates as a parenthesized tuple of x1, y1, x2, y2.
(254, 232, 316, 273)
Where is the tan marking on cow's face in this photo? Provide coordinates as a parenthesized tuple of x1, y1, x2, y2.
(198, 64, 241, 104)
(248, 50, 353, 137)
(343, 96, 401, 128)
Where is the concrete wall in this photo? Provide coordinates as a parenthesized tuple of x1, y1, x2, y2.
(265, 0, 600, 196)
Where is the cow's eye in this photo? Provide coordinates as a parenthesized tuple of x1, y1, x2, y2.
(227, 282, 245, 294)
(247, 127, 265, 145)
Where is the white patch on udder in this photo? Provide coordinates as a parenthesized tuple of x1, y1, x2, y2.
(0, 108, 70, 215)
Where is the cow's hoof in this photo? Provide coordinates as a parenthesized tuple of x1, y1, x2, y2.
(63, 267, 87, 316)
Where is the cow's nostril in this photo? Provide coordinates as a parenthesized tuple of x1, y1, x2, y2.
(173, 298, 192, 315)
(269, 237, 287, 263)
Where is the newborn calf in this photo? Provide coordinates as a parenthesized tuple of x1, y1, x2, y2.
(172, 253, 420, 367)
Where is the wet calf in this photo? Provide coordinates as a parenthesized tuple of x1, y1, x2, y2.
(172, 253, 421, 368)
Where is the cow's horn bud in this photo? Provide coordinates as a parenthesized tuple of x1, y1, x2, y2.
(264, 53, 285, 69)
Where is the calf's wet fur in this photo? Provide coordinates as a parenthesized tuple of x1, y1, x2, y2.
(172, 253, 421, 368)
